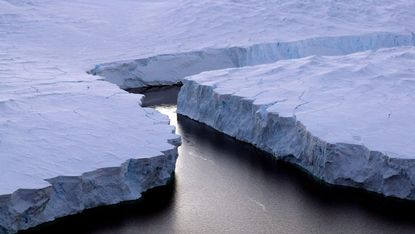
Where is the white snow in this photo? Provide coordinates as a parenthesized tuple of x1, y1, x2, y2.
(177, 47, 415, 199)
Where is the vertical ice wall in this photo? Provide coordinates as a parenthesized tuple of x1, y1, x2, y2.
(90, 33, 415, 89)
(176, 47, 415, 200)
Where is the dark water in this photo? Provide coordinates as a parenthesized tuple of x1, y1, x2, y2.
(24, 86, 415, 234)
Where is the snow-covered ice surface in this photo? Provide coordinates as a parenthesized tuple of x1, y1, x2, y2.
(178, 47, 415, 200)
(90, 0, 415, 89)
(91, 33, 415, 89)
(0, 1, 187, 233)
(1, 0, 415, 232)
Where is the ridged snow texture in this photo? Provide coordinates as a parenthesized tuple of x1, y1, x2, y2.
(177, 48, 415, 200)
(90, 32, 415, 89)
(0, 148, 177, 234)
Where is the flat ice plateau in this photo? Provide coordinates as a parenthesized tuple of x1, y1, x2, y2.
(0, 75, 180, 233)
(178, 47, 415, 200)
(90, 0, 415, 89)
(1, 0, 415, 232)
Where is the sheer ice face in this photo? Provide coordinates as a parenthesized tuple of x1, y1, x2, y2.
(178, 47, 415, 199)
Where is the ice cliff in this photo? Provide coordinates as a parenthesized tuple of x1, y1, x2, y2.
(90, 33, 415, 89)
(177, 47, 415, 200)
(0, 73, 180, 233)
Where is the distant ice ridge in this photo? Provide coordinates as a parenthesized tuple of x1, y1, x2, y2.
(90, 32, 415, 89)
(177, 47, 415, 200)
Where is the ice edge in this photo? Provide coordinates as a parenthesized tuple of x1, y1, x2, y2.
(0, 133, 180, 234)
(177, 79, 415, 200)
(90, 32, 415, 89)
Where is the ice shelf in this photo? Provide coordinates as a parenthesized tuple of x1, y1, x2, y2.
(178, 47, 415, 200)
(0, 1, 184, 233)
(0, 69, 180, 233)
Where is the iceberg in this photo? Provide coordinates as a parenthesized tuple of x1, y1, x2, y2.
(177, 47, 415, 200)
(0, 72, 180, 233)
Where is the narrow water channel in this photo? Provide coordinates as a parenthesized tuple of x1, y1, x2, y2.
(24, 86, 415, 234)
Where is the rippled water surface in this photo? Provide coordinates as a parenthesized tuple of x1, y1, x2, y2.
(24, 86, 415, 234)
